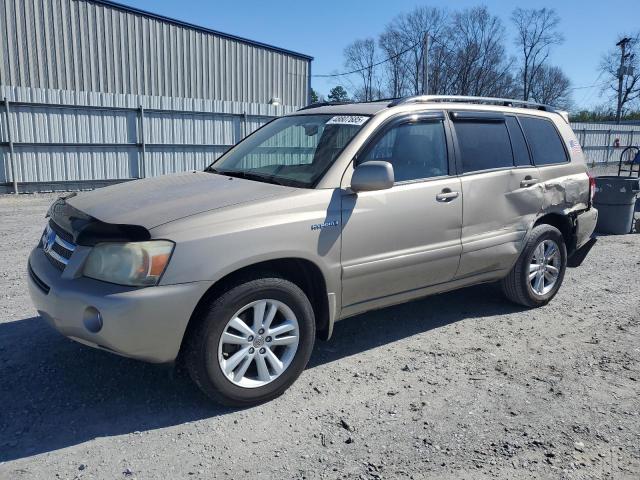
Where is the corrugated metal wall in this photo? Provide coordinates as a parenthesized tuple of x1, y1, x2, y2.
(0, 0, 312, 191)
(0, 85, 297, 190)
(571, 122, 640, 165)
(4, 95, 639, 191)
(0, 0, 311, 106)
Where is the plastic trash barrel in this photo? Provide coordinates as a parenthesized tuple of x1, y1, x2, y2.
(593, 176, 640, 234)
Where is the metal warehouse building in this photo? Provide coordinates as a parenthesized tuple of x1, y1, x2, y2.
(0, 0, 312, 192)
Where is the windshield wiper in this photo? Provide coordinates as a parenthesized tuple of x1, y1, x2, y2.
(216, 169, 290, 186)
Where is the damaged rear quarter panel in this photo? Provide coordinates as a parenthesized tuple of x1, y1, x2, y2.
(532, 119, 591, 217)
(539, 171, 590, 215)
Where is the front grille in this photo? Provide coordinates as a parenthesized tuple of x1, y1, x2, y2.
(28, 263, 50, 294)
(41, 221, 76, 271)
(44, 252, 67, 271)
(49, 220, 74, 244)
(51, 241, 72, 259)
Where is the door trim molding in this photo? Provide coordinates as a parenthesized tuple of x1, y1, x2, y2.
(342, 242, 462, 280)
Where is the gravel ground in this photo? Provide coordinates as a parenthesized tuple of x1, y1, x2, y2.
(0, 193, 638, 480)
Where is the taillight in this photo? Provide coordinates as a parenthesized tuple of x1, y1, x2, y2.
(587, 172, 596, 206)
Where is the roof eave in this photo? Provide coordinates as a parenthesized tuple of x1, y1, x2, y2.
(85, 0, 314, 61)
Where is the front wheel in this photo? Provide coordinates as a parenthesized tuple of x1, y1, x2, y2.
(185, 276, 316, 406)
(501, 224, 567, 307)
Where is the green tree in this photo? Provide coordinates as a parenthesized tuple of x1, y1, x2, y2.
(310, 88, 319, 103)
(571, 107, 640, 122)
(327, 86, 349, 102)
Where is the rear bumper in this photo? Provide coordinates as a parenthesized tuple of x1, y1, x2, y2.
(575, 207, 598, 249)
(27, 247, 210, 363)
(567, 207, 598, 268)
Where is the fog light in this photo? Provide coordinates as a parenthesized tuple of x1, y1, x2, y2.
(83, 307, 103, 333)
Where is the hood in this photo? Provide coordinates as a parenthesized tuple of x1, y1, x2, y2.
(66, 171, 296, 229)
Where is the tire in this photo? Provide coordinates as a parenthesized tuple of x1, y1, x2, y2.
(501, 224, 567, 308)
(184, 275, 316, 406)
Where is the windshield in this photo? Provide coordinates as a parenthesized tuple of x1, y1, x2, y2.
(208, 114, 369, 187)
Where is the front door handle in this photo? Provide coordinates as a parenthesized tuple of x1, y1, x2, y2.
(436, 189, 459, 202)
(520, 176, 539, 188)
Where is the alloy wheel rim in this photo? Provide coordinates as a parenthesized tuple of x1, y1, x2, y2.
(529, 239, 561, 296)
(217, 299, 300, 388)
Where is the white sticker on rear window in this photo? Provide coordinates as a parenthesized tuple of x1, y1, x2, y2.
(326, 115, 368, 126)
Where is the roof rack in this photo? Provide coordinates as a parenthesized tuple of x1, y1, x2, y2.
(297, 95, 569, 122)
(387, 95, 555, 112)
(297, 98, 393, 111)
(297, 101, 350, 111)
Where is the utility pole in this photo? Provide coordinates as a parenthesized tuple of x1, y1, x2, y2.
(422, 32, 430, 95)
(616, 37, 632, 124)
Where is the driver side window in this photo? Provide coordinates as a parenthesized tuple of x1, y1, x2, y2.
(361, 120, 448, 182)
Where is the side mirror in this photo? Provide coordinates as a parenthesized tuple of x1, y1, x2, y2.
(350, 161, 395, 192)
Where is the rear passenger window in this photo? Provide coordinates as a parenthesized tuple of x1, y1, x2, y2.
(518, 116, 568, 165)
(505, 116, 531, 167)
(453, 121, 514, 173)
(361, 120, 448, 182)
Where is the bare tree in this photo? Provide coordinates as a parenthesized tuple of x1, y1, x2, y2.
(394, 6, 448, 95)
(344, 38, 377, 101)
(378, 26, 409, 98)
(341, 5, 569, 104)
(600, 35, 640, 122)
(511, 8, 563, 100)
(445, 7, 516, 97)
(529, 65, 571, 108)
(426, 39, 454, 95)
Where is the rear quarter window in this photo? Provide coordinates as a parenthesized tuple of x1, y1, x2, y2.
(453, 121, 514, 173)
(518, 116, 568, 166)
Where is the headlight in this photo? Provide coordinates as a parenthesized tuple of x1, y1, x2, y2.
(83, 241, 174, 286)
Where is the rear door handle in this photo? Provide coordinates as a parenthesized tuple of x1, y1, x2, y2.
(436, 190, 459, 202)
(520, 177, 539, 188)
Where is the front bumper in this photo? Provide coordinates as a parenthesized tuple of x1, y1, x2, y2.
(27, 247, 210, 363)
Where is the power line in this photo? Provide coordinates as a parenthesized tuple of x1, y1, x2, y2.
(569, 81, 607, 91)
(312, 38, 422, 78)
(313, 32, 608, 101)
(433, 35, 609, 101)
(312, 32, 483, 79)
(428, 35, 457, 56)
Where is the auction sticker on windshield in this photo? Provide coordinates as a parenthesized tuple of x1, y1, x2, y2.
(326, 115, 368, 126)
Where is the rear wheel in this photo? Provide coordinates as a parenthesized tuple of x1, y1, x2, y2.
(185, 276, 315, 406)
(501, 224, 567, 307)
